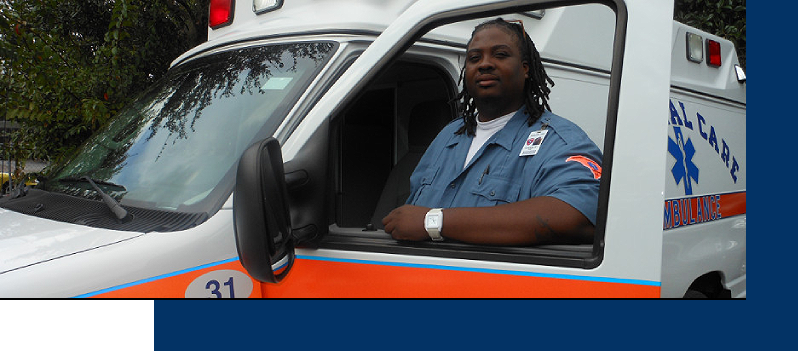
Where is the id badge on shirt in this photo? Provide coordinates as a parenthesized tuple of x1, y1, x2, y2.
(519, 129, 548, 157)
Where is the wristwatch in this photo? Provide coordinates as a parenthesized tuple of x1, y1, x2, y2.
(424, 208, 444, 241)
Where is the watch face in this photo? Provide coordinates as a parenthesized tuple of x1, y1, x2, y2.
(426, 215, 439, 228)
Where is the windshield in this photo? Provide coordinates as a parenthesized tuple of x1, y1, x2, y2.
(43, 41, 337, 215)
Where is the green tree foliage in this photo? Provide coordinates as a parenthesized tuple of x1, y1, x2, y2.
(674, 0, 746, 68)
(0, 0, 209, 167)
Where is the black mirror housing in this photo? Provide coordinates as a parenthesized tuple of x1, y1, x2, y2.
(233, 138, 295, 283)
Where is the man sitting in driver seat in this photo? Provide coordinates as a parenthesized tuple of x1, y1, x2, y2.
(382, 18, 602, 246)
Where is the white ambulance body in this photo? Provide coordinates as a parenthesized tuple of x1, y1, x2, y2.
(0, 0, 744, 298)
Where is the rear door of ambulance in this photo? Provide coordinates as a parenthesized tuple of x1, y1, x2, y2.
(250, 0, 674, 297)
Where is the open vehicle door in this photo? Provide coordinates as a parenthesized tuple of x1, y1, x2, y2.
(233, 0, 674, 297)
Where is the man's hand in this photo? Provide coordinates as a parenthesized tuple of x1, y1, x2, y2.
(382, 204, 431, 241)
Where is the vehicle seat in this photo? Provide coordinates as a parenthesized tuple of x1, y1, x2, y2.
(370, 99, 453, 229)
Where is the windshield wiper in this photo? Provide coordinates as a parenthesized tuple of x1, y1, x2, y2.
(58, 177, 127, 191)
(66, 176, 132, 222)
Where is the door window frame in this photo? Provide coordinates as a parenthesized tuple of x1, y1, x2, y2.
(297, 0, 629, 270)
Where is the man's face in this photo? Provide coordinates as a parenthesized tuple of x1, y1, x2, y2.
(465, 26, 529, 119)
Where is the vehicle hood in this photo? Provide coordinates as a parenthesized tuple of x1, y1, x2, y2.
(0, 208, 143, 274)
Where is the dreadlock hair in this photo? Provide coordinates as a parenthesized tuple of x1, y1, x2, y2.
(454, 17, 554, 136)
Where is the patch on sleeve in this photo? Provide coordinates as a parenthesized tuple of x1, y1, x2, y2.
(566, 155, 602, 180)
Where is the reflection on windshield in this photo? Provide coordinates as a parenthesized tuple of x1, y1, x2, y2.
(46, 42, 336, 214)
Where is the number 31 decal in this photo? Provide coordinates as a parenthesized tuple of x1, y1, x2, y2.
(186, 270, 254, 298)
(206, 277, 236, 298)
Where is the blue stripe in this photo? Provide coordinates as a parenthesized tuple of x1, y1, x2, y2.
(74, 254, 660, 298)
(297, 255, 661, 287)
(73, 257, 239, 298)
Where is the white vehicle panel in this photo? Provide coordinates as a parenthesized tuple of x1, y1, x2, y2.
(0, 208, 243, 298)
(0, 208, 142, 274)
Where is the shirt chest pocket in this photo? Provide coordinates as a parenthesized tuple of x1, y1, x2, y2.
(470, 175, 522, 206)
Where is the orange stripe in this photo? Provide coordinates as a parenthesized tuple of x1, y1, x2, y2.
(664, 191, 746, 229)
(90, 260, 261, 298)
(261, 258, 659, 298)
(720, 192, 746, 217)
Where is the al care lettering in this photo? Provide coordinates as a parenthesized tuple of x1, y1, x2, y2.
(669, 99, 740, 183)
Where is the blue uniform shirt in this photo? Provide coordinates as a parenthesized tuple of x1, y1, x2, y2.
(406, 108, 603, 225)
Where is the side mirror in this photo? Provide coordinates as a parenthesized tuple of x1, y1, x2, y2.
(233, 138, 295, 283)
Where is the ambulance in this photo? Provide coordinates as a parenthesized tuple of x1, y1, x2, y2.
(0, 0, 745, 298)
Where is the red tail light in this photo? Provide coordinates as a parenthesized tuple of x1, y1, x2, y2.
(706, 39, 721, 67)
(209, 0, 234, 29)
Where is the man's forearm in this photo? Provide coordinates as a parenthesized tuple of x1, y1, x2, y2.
(441, 196, 594, 245)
